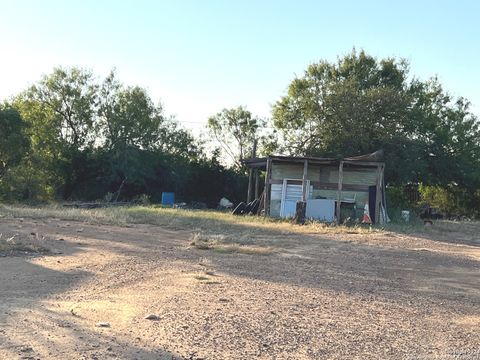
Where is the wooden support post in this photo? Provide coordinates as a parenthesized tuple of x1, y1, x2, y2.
(264, 158, 272, 217)
(381, 164, 388, 222)
(301, 160, 308, 202)
(375, 164, 382, 224)
(246, 139, 257, 203)
(294, 160, 309, 224)
(254, 169, 260, 200)
(336, 161, 344, 224)
(247, 169, 253, 203)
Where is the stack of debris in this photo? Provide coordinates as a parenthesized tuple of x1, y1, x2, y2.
(232, 192, 264, 216)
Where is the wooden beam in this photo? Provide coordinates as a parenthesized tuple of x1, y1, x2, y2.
(247, 168, 253, 203)
(264, 158, 272, 217)
(342, 160, 384, 167)
(313, 182, 370, 191)
(246, 139, 257, 203)
(254, 169, 260, 200)
(268, 179, 369, 191)
(301, 160, 308, 202)
(375, 164, 382, 224)
(269, 179, 295, 185)
(381, 165, 388, 222)
(269, 158, 336, 165)
(336, 161, 344, 224)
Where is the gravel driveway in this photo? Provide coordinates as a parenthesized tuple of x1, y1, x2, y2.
(0, 216, 479, 359)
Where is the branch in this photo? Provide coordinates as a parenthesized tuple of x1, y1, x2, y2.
(212, 130, 241, 167)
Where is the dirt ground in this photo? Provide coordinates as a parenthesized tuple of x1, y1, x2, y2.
(0, 216, 479, 360)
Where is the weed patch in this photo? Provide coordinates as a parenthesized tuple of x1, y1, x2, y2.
(0, 233, 49, 255)
(190, 232, 274, 255)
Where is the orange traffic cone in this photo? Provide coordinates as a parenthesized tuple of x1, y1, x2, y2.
(362, 203, 372, 224)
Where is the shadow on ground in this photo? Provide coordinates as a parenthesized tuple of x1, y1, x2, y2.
(0, 223, 183, 359)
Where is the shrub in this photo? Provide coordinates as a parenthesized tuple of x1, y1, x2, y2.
(418, 184, 480, 218)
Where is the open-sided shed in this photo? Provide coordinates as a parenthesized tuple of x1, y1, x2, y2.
(243, 151, 387, 224)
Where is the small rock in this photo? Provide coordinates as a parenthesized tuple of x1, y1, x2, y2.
(19, 346, 33, 353)
(219, 298, 229, 302)
(144, 314, 160, 321)
(96, 322, 110, 328)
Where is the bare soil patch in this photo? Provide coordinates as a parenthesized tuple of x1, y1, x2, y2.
(0, 209, 478, 359)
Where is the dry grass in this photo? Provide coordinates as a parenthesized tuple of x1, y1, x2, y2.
(193, 275, 210, 281)
(190, 232, 274, 255)
(1, 203, 475, 251)
(0, 233, 49, 255)
(384, 218, 480, 238)
(0, 203, 381, 235)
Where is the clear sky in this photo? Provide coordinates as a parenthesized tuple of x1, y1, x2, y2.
(1, 0, 479, 134)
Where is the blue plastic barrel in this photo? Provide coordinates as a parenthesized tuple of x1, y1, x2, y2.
(161, 192, 175, 206)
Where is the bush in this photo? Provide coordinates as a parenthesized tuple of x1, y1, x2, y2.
(418, 184, 480, 218)
(0, 161, 54, 202)
(386, 185, 413, 210)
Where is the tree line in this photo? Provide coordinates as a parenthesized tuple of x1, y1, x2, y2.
(1, 50, 479, 215)
(0, 68, 246, 206)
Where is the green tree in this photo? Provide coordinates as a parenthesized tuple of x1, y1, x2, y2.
(100, 79, 161, 150)
(273, 50, 410, 156)
(99, 72, 199, 157)
(19, 67, 99, 150)
(96, 72, 202, 198)
(408, 79, 480, 189)
(272, 49, 480, 190)
(13, 67, 100, 199)
(0, 106, 29, 179)
(207, 106, 263, 167)
(0, 106, 54, 201)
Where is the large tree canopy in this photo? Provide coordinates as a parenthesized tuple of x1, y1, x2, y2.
(18, 67, 99, 150)
(99, 72, 164, 151)
(96, 71, 202, 194)
(99, 73, 199, 158)
(272, 50, 480, 190)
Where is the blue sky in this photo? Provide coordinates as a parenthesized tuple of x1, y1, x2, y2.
(1, 0, 479, 134)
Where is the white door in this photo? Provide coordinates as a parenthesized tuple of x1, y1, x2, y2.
(280, 179, 311, 218)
